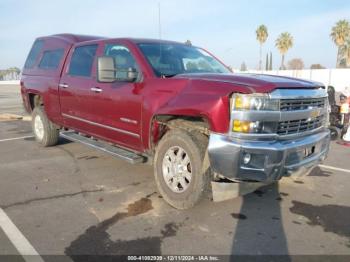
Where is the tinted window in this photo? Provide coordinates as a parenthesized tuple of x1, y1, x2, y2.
(138, 43, 230, 77)
(68, 45, 98, 77)
(104, 44, 138, 80)
(24, 40, 44, 69)
(38, 49, 64, 70)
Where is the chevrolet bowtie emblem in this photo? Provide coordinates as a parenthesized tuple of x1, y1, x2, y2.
(310, 109, 320, 118)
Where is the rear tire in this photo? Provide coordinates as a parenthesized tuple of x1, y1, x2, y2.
(154, 129, 211, 209)
(32, 106, 59, 147)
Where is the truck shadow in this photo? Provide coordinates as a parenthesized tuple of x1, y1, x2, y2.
(58, 136, 72, 145)
(231, 182, 290, 258)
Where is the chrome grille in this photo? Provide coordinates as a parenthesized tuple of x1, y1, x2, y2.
(280, 98, 326, 111)
(277, 115, 324, 135)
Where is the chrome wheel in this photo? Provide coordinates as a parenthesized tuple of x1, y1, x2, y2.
(162, 146, 192, 193)
(34, 114, 44, 140)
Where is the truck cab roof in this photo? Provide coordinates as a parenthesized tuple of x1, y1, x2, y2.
(22, 34, 188, 76)
(39, 33, 107, 44)
(39, 34, 185, 46)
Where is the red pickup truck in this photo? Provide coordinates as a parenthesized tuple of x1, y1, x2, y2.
(21, 34, 330, 209)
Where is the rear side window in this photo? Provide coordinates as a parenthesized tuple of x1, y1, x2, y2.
(24, 40, 44, 69)
(68, 45, 98, 77)
(38, 49, 64, 70)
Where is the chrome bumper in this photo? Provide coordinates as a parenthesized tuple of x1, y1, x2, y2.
(208, 130, 330, 182)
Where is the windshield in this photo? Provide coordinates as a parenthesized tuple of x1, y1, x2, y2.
(138, 43, 230, 77)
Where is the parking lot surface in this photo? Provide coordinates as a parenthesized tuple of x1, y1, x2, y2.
(0, 84, 25, 115)
(0, 84, 350, 260)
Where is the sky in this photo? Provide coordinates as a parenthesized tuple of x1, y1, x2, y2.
(0, 0, 349, 70)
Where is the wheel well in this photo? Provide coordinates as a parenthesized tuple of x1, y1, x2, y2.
(150, 115, 210, 151)
(29, 94, 43, 110)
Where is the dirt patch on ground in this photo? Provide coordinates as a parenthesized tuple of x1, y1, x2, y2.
(0, 113, 23, 121)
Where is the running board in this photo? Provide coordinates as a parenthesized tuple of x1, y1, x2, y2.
(60, 131, 146, 164)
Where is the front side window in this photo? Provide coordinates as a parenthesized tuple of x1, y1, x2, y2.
(39, 49, 64, 70)
(138, 43, 230, 77)
(104, 44, 138, 80)
(24, 40, 44, 69)
(68, 44, 98, 77)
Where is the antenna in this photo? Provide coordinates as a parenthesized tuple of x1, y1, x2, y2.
(157, 2, 163, 77)
(158, 2, 161, 39)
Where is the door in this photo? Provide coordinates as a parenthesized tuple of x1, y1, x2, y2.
(90, 43, 143, 151)
(59, 44, 99, 134)
(59, 42, 143, 151)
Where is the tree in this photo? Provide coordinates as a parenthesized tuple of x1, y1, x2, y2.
(240, 62, 247, 71)
(330, 19, 350, 68)
(310, 64, 326, 69)
(265, 53, 269, 70)
(287, 58, 304, 70)
(14, 67, 21, 78)
(269, 52, 273, 70)
(256, 25, 268, 70)
(8, 67, 21, 80)
(0, 67, 21, 80)
(340, 38, 350, 67)
(275, 32, 293, 70)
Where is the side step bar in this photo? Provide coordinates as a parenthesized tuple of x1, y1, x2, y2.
(60, 131, 146, 164)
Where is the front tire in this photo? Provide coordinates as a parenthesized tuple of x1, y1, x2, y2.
(32, 107, 59, 147)
(154, 129, 211, 209)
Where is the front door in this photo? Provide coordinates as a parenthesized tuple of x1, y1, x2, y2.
(59, 42, 143, 152)
(90, 43, 143, 151)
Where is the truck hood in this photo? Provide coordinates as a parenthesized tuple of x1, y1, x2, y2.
(175, 73, 323, 93)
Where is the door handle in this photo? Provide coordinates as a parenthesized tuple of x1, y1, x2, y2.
(59, 83, 69, 88)
(90, 87, 103, 93)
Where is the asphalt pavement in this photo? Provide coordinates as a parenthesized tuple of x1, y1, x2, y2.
(0, 84, 349, 261)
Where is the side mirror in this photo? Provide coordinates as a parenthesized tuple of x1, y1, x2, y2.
(126, 67, 138, 82)
(97, 56, 116, 83)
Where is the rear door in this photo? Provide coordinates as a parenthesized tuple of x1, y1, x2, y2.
(59, 43, 98, 134)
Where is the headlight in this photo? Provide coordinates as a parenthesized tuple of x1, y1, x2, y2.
(232, 94, 279, 111)
(230, 93, 279, 134)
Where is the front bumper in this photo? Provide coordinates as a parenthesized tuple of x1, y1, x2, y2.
(208, 130, 330, 182)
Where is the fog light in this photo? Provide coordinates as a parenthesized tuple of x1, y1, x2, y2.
(232, 120, 262, 133)
(233, 120, 250, 133)
(243, 153, 251, 164)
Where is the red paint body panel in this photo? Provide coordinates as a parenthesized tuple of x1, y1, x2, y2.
(21, 34, 322, 154)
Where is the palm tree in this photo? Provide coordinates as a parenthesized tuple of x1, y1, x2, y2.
(13, 67, 21, 79)
(340, 38, 350, 67)
(330, 19, 350, 68)
(256, 25, 268, 70)
(275, 32, 293, 70)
